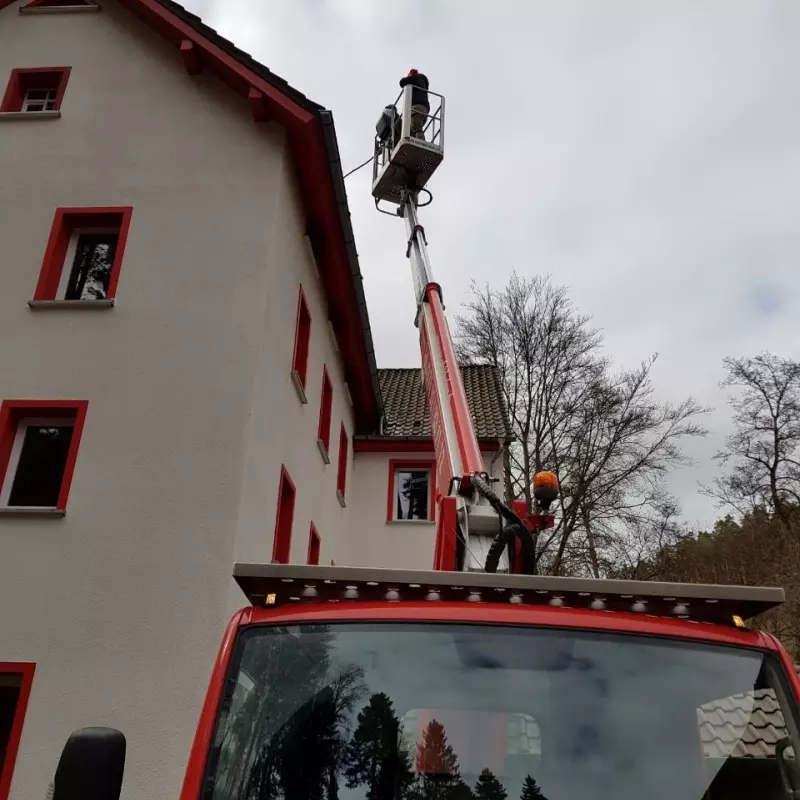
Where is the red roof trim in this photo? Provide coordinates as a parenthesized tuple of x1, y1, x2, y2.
(108, 0, 378, 429)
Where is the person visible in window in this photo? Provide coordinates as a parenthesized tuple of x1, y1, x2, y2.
(399, 68, 429, 140)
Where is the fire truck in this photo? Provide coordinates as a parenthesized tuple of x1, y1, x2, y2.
(50, 83, 800, 800)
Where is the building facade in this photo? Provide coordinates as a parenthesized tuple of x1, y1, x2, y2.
(0, 1, 512, 798)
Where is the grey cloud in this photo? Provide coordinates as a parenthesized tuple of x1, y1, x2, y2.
(191, 0, 799, 529)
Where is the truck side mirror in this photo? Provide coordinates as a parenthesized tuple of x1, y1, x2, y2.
(52, 727, 125, 800)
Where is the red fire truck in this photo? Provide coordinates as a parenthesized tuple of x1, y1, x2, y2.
(50, 84, 800, 800)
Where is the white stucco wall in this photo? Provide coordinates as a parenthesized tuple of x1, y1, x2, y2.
(0, 3, 356, 799)
(347, 449, 506, 569)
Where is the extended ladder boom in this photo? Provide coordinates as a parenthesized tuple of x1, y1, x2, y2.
(403, 194, 483, 499)
(372, 80, 540, 573)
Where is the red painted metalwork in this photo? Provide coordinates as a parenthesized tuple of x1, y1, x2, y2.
(765, 631, 800, 695)
(179, 608, 251, 800)
(419, 314, 456, 505)
(433, 496, 457, 570)
(425, 285, 483, 481)
(511, 498, 528, 574)
(245, 600, 774, 650)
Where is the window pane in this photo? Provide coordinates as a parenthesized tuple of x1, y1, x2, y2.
(64, 233, 119, 300)
(22, 88, 57, 112)
(395, 469, 429, 520)
(8, 425, 73, 507)
(204, 623, 800, 800)
(0, 674, 22, 771)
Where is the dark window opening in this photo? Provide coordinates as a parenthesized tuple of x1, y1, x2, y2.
(0, 68, 70, 113)
(292, 289, 312, 390)
(28, 0, 94, 6)
(22, 88, 57, 112)
(7, 424, 73, 507)
(395, 469, 430, 520)
(307, 524, 320, 565)
(0, 675, 22, 780)
(336, 424, 348, 501)
(318, 368, 333, 453)
(65, 232, 119, 300)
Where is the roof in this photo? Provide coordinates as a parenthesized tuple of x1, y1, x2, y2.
(372, 365, 513, 442)
(1, 0, 383, 430)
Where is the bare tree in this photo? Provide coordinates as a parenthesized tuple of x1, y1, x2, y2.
(456, 273, 708, 576)
(703, 353, 800, 531)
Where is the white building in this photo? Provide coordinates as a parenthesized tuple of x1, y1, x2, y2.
(0, 1, 512, 798)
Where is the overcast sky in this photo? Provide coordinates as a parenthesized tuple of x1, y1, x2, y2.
(183, 0, 799, 529)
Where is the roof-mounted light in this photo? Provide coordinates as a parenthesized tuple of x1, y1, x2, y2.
(233, 563, 784, 627)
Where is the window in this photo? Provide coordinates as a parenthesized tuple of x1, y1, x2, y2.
(32, 208, 133, 303)
(0, 401, 88, 512)
(317, 367, 332, 462)
(0, 67, 70, 113)
(205, 625, 800, 800)
(22, 87, 57, 112)
(272, 466, 296, 564)
(20, 0, 99, 9)
(307, 523, 320, 565)
(0, 663, 35, 800)
(336, 424, 348, 506)
(388, 459, 435, 521)
(290, 287, 311, 402)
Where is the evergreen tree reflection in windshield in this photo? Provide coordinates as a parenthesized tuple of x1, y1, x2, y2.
(409, 720, 472, 800)
(474, 768, 507, 800)
(345, 692, 414, 800)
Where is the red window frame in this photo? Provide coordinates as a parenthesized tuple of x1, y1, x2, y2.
(0, 67, 71, 113)
(0, 400, 88, 511)
(0, 662, 35, 800)
(336, 423, 348, 505)
(272, 465, 296, 564)
(290, 287, 312, 393)
(307, 523, 321, 565)
(33, 207, 133, 302)
(317, 367, 333, 457)
(386, 459, 436, 522)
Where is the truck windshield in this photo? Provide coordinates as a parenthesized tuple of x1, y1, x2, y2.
(204, 623, 798, 800)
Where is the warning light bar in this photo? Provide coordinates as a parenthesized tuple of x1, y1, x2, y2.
(233, 563, 784, 626)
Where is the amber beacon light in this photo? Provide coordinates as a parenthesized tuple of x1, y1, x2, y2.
(532, 471, 559, 510)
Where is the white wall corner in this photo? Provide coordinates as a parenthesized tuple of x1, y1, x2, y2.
(327, 319, 340, 354)
(303, 234, 320, 281)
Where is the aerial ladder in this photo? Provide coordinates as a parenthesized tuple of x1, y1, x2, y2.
(372, 81, 558, 575)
